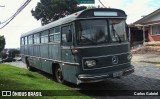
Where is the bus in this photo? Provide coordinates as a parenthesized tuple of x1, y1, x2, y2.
(21, 8, 134, 85)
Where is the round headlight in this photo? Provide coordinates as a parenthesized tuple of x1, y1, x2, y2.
(85, 60, 96, 67)
(127, 54, 132, 60)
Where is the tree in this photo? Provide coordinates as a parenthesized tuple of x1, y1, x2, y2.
(0, 35, 5, 52)
(31, 0, 87, 25)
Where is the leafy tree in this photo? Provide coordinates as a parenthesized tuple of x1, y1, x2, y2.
(31, 0, 87, 25)
(0, 35, 5, 52)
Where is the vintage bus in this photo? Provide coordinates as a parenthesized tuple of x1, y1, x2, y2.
(21, 8, 134, 85)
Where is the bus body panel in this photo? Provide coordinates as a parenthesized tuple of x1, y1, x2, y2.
(61, 47, 78, 83)
(48, 44, 61, 60)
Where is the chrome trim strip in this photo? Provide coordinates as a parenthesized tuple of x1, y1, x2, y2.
(21, 54, 79, 66)
(78, 66, 133, 80)
(82, 62, 130, 70)
(82, 52, 130, 59)
(61, 42, 129, 50)
(124, 68, 134, 72)
(79, 74, 109, 79)
(75, 42, 129, 49)
(77, 17, 126, 20)
(61, 46, 71, 49)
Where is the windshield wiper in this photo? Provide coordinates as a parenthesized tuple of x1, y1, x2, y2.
(81, 35, 97, 44)
(112, 25, 122, 43)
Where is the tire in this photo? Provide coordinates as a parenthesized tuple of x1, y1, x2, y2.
(55, 66, 64, 84)
(26, 64, 34, 71)
(26, 59, 34, 71)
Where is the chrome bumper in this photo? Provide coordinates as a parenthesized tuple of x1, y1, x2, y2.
(77, 65, 134, 84)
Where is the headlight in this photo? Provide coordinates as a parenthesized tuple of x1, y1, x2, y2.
(85, 60, 96, 67)
(127, 54, 132, 60)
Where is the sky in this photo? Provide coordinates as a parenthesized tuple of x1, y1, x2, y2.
(0, 0, 160, 48)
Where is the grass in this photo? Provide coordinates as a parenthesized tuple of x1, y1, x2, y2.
(0, 64, 91, 99)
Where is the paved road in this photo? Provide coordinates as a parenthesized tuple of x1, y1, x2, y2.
(4, 61, 26, 69)
(4, 55, 160, 99)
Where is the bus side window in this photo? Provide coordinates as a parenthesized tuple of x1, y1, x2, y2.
(61, 25, 72, 45)
(54, 27, 60, 42)
(41, 30, 49, 43)
(49, 28, 54, 42)
(49, 27, 60, 42)
(21, 38, 25, 45)
(28, 35, 33, 45)
(24, 36, 28, 45)
(33, 33, 40, 44)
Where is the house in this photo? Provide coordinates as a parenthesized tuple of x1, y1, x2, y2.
(128, 8, 160, 46)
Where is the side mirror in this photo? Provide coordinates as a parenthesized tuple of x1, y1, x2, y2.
(66, 30, 72, 42)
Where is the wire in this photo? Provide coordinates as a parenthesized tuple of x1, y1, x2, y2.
(0, 0, 31, 29)
(1, 0, 31, 24)
(98, 0, 107, 8)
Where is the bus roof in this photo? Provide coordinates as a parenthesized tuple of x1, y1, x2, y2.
(21, 8, 126, 37)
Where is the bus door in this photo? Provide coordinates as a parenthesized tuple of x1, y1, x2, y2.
(61, 24, 77, 83)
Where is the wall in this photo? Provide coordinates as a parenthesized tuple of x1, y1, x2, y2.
(148, 26, 160, 41)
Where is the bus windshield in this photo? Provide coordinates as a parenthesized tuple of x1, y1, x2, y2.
(76, 20, 108, 45)
(109, 19, 126, 43)
(76, 19, 126, 45)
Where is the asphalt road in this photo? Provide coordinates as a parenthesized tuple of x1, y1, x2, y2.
(4, 56, 160, 99)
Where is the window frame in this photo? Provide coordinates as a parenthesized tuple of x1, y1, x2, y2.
(61, 24, 73, 46)
(151, 24, 160, 36)
(49, 26, 60, 42)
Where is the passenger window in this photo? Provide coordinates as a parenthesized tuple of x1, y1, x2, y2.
(55, 27, 60, 33)
(49, 27, 60, 42)
(54, 33, 60, 42)
(24, 37, 28, 45)
(41, 30, 49, 43)
(33, 33, 40, 44)
(61, 25, 72, 45)
(54, 27, 60, 42)
(49, 28, 54, 42)
(28, 35, 33, 45)
(21, 38, 25, 45)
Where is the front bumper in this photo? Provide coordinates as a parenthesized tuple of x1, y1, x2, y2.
(77, 65, 134, 84)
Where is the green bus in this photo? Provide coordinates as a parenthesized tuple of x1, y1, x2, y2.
(21, 8, 134, 85)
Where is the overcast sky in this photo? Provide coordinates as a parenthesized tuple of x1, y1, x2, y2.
(0, 0, 160, 48)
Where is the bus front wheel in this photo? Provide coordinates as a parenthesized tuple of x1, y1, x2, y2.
(55, 66, 64, 84)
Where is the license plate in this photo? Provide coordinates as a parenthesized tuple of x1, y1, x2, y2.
(113, 71, 123, 77)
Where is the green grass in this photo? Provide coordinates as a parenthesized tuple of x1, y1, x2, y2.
(0, 64, 91, 99)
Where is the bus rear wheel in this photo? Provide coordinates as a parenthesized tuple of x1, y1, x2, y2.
(55, 66, 64, 84)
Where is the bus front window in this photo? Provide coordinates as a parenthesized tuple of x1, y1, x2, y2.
(76, 20, 108, 45)
(109, 19, 126, 42)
